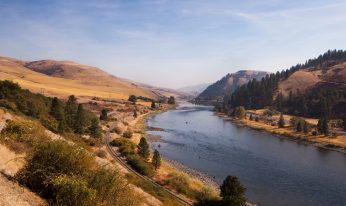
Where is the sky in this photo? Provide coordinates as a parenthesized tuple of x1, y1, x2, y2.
(1, 0, 346, 88)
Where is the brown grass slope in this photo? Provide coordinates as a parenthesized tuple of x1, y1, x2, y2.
(278, 61, 346, 96)
(0, 56, 157, 100)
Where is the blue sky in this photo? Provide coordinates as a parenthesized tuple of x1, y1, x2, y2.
(1, 0, 346, 88)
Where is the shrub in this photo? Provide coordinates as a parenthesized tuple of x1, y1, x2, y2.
(123, 129, 133, 138)
(16, 140, 94, 199)
(52, 175, 96, 206)
(96, 149, 107, 158)
(0, 119, 47, 150)
(234, 107, 245, 119)
(164, 173, 190, 196)
(111, 126, 122, 135)
(127, 155, 154, 177)
(110, 138, 136, 157)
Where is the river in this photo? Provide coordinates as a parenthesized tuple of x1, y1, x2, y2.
(147, 102, 346, 206)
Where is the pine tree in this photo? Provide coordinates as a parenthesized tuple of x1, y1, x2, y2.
(168, 96, 175, 104)
(318, 117, 329, 135)
(100, 109, 108, 121)
(138, 137, 150, 160)
(133, 110, 138, 118)
(128, 95, 137, 103)
(89, 117, 102, 138)
(296, 121, 303, 132)
(152, 149, 161, 170)
(74, 104, 86, 134)
(303, 121, 309, 134)
(278, 113, 285, 128)
(50, 97, 66, 133)
(65, 95, 78, 129)
(220, 176, 246, 206)
(151, 101, 156, 109)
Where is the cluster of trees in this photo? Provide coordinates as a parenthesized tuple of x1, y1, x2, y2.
(289, 117, 310, 134)
(51, 95, 102, 138)
(0, 80, 102, 137)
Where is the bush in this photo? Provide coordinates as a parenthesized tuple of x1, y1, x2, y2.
(164, 173, 190, 195)
(52, 175, 96, 206)
(123, 129, 133, 138)
(111, 126, 122, 135)
(127, 155, 154, 177)
(234, 107, 245, 119)
(0, 119, 47, 150)
(110, 138, 136, 157)
(96, 149, 107, 158)
(16, 140, 94, 199)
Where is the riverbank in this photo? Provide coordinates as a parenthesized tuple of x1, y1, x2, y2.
(216, 112, 346, 154)
(128, 105, 219, 204)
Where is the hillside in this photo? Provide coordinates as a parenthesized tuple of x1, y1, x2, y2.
(226, 50, 346, 119)
(198, 70, 268, 99)
(0, 56, 159, 100)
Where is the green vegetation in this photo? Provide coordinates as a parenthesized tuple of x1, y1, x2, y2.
(289, 117, 311, 133)
(317, 117, 329, 135)
(168, 96, 175, 104)
(127, 155, 155, 177)
(152, 149, 161, 170)
(123, 129, 133, 138)
(16, 140, 140, 206)
(100, 108, 108, 121)
(89, 118, 102, 138)
(151, 101, 156, 109)
(0, 81, 102, 137)
(110, 138, 136, 157)
(234, 106, 245, 119)
(0, 119, 47, 153)
(278, 113, 285, 128)
(138, 137, 150, 159)
(128, 95, 137, 103)
(220, 176, 246, 206)
(343, 117, 346, 130)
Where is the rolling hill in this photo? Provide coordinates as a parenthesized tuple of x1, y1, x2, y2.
(198, 70, 269, 99)
(0, 56, 179, 100)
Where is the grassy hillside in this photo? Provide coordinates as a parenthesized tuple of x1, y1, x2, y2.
(0, 56, 157, 100)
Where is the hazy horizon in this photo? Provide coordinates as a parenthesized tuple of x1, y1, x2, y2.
(1, 0, 346, 89)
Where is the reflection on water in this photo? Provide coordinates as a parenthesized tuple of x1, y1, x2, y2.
(147, 102, 346, 206)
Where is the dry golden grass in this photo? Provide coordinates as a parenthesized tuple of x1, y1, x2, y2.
(0, 57, 156, 100)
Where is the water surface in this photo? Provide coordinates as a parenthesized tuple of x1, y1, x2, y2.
(147, 102, 346, 206)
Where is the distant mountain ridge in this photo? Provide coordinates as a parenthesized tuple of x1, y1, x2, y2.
(178, 83, 210, 96)
(198, 70, 269, 99)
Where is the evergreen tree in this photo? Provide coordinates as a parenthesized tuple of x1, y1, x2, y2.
(151, 101, 156, 109)
(74, 104, 87, 134)
(318, 117, 329, 135)
(133, 110, 138, 118)
(152, 149, 161, 170)
(275, 93, 284, 111)
(168, 96, 175, 104)
(100, 108, 108, 121)
(249, 114, 253, 121)
(343, 117, 346, 131)
(50, 97, 66, 132)
(220, 176, 246, 206)
(296, 121, 303, 132)
(278, 113, 285, 128)
(138, 137, 150, 160)
(65, 95, 78, 129)
(303, 121, 309, 134)
(128, 95, 137, 103)
(89, 117, 102, 138)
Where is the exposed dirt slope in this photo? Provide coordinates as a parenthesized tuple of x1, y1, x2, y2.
(278, 62, 346, 96)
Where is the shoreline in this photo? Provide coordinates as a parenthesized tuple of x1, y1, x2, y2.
(216, 112, 346, 155)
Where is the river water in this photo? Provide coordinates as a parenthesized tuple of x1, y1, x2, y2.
(147, 102, 346, 206)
